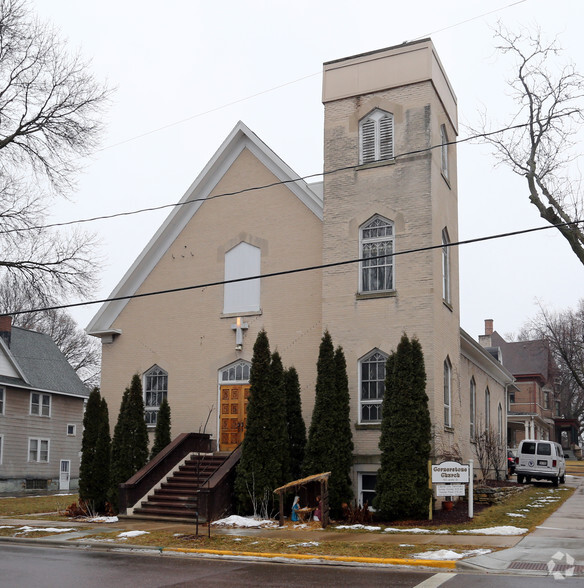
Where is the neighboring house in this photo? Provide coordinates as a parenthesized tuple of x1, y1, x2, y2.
(88, 39, 513, 504)
(0, 316, 89, 493)
(479, 319, 557, 447)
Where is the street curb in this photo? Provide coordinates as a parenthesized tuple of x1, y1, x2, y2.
(0, 536, 456, 569)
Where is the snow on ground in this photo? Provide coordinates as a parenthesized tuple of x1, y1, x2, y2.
(0, 526, 15, 529)
(458, 526, 527, 535)
(117, 530, 149, 538)
(289, 541, 320, 548)
(507, 513, 526, 517)
(16, 526, 75, 533)
(87, 516, 118, 523)
(335, 524, 381, 531)
(413, 548, 492, 560)
(383, 527, 450, 534)
(211, 515, 279, 528)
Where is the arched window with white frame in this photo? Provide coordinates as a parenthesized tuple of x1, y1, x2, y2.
(144, 365, 168, 426)
(359, 349, 388, 423)
(444, 357, 452, 428)
(359, 109, 394, 164)
(360, 216, 394, 293)
(470, 377, 476, 440)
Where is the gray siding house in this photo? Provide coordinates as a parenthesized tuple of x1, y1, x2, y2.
(0, 316, 89, 493)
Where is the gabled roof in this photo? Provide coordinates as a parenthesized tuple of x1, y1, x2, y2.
(0, 327, 88, 398)
(490, 331, 552, 381)
(87, 121, 323, 336)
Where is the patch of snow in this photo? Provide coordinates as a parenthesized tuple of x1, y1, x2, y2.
(399, 544, 414, 547)
(458, 526, 527, 535)
(211, 515, 278, 528)
(87, 516, 118, 523)
(413, 548, 491, 560)
(507, 513, 526, 517)
(117, 530, 149, 538)
(0, 525, 15, 529)
(289, 541, 320, 548)
(383, 527, 449, 534)
(292, 523, 308, 529)
(232, 538, 242, 541)
(17, 526, 74, 533)
(335, 524, 381, 531)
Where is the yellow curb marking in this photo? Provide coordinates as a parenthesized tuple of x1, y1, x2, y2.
(165, 547, 457, 568)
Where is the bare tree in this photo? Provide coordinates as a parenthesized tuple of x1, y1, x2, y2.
(521, 301, 584, 438)
(475, 24, 584, 264)
(0, 0, 110, 299)
(0, 277, 100, 386)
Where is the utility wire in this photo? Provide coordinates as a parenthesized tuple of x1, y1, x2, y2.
(4, 218, 582, 318)
(0, 118, 546, 236)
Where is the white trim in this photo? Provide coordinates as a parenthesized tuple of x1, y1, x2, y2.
(0, 387, 4, 415)
(0, 337, 29, 383)
(28, 437, 50, 463)
(357, 471, 377, 508)
(358, 348, 388, 424)
(444, 357, 452, 428)
(0, 381, 88, 399)
(87, 121, 323, 336)
(67, 424, 76, 436)
(0, 434, 3, 465)
(359, 215, 395, 294)
(30, 392, 51, 417)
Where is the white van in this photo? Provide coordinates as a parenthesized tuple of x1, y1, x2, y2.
(515, 439, 567, 486)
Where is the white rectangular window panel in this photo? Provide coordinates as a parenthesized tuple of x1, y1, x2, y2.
(30, 392, 50, 416)
(0, 388, 4, 415)
(67, 424, 76, 436)
(224, 242, 261, 314)
(28, 438, 49, 462)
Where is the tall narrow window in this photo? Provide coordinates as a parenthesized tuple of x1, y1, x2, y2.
(144, 365, 168, 426)
(440, 124, 449, 179)
(224, 242, 261, 314)
(444, 357, 452, 428)
(360, 216, 394, 293)
(442, 228, 451, 304)
(358, 473, 377, 507)
(0, 388, 4, 415)
(470, 378, 476, 440)
(485, 387, 491, 430)
(359, 109, 394, 164)
(498, 403, 503, 442)
(359, 349, 388, 423)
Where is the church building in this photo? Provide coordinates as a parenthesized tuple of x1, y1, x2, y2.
(87, 39, 514, 504)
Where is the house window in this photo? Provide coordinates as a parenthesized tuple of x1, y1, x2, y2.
(359, 109, 394, 164)
(224, 242, 261, 314)
(440, 124, 449, 179)
(360, 216, 394, 293)
(442, 228, 451, 304)
(470, 378, 476, 440)
(543, 389, 550, 409)
(358, 472, 377, 508)
(0, 388, 4, 415)
(67, 424, 76, 436)
(444, 357, 452, 428)
(485, 387, 491, 429)
(28, 438, 49, 462)
(498, 403, 503, 442)
(0, 435, 3, 465)
(555, 400, 561, 417)
(144, 365, 168, 426)
(30, 392, 50, 417)
(359, 349, 388, 423)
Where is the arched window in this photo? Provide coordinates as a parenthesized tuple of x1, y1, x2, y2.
(144, 365, 168, 426)
(359, 349, 388, 423)
(498, 403, 503, 442)
(442, 228, 451, 304)
(360, 216, 394, 293)
(224, 242, 261, 314)
(359, 109, 394, 164)
(470, 377, 476, 440)
(440, 124, 449, 179)
(444, 357, 452, 428)
(485, 387, 491, 430)
(220, 360, 251, 383)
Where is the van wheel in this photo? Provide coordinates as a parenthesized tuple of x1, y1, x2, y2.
(517, 474, 524, 484)
(552, 477, 559, 487)
(526, 476, 531, 484)
(559, 475, 565, 484)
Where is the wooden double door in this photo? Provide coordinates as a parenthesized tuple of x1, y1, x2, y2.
(219, 384, 250, 451)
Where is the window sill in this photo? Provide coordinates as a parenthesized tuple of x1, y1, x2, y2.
(356, 290, 397, 301)
(221, 310, 262, 319)
(441, 170, 451, 189)
(355, 423, 381, 430)
(357, 158, 396, 171)
(444, 426, 454, 434)
(443, 299, 453, 312)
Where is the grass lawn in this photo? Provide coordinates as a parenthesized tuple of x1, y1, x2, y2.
(0, 494, 78, 517)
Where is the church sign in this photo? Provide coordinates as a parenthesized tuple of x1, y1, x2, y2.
(431, 461, 470, 483)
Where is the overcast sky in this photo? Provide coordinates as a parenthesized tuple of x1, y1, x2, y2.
(30, 0, 584, 341)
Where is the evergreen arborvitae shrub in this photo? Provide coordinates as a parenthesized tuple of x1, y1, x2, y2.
(284, 366, 306, 481)
(93, 398, 111, 512)
(150, 398, 171, 459)
(79, 388, 102, 507)
(304, 331, 354, 515)
(270, 351, 291, 486)
(374, 334, 432, 520)
(109, 374, 149, 511)
(235, 330, 284, 515)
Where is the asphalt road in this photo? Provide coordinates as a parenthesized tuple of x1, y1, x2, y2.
(2, 544, 584, 588)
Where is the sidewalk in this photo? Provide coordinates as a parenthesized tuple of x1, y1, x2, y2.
(0, 476, 583, 576)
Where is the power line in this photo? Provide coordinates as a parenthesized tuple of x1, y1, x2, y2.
(4, 218, 582, 318)
(0, 118, 541, 236)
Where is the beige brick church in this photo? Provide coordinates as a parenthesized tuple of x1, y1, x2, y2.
(88, 39, 514, 505)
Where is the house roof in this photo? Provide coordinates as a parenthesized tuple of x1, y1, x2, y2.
(490, 331, 551, 381)
(0, 326, 88, 398)
(86, 121, 323, 337)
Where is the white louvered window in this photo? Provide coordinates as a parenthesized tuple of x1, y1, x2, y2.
(360, 216, 394, 293)
(359, 109, 394, 164)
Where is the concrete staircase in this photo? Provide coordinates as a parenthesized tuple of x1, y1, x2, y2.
(131, 453, 227, 521)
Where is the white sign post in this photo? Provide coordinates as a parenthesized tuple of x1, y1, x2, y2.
(431, 461, 474, 518)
